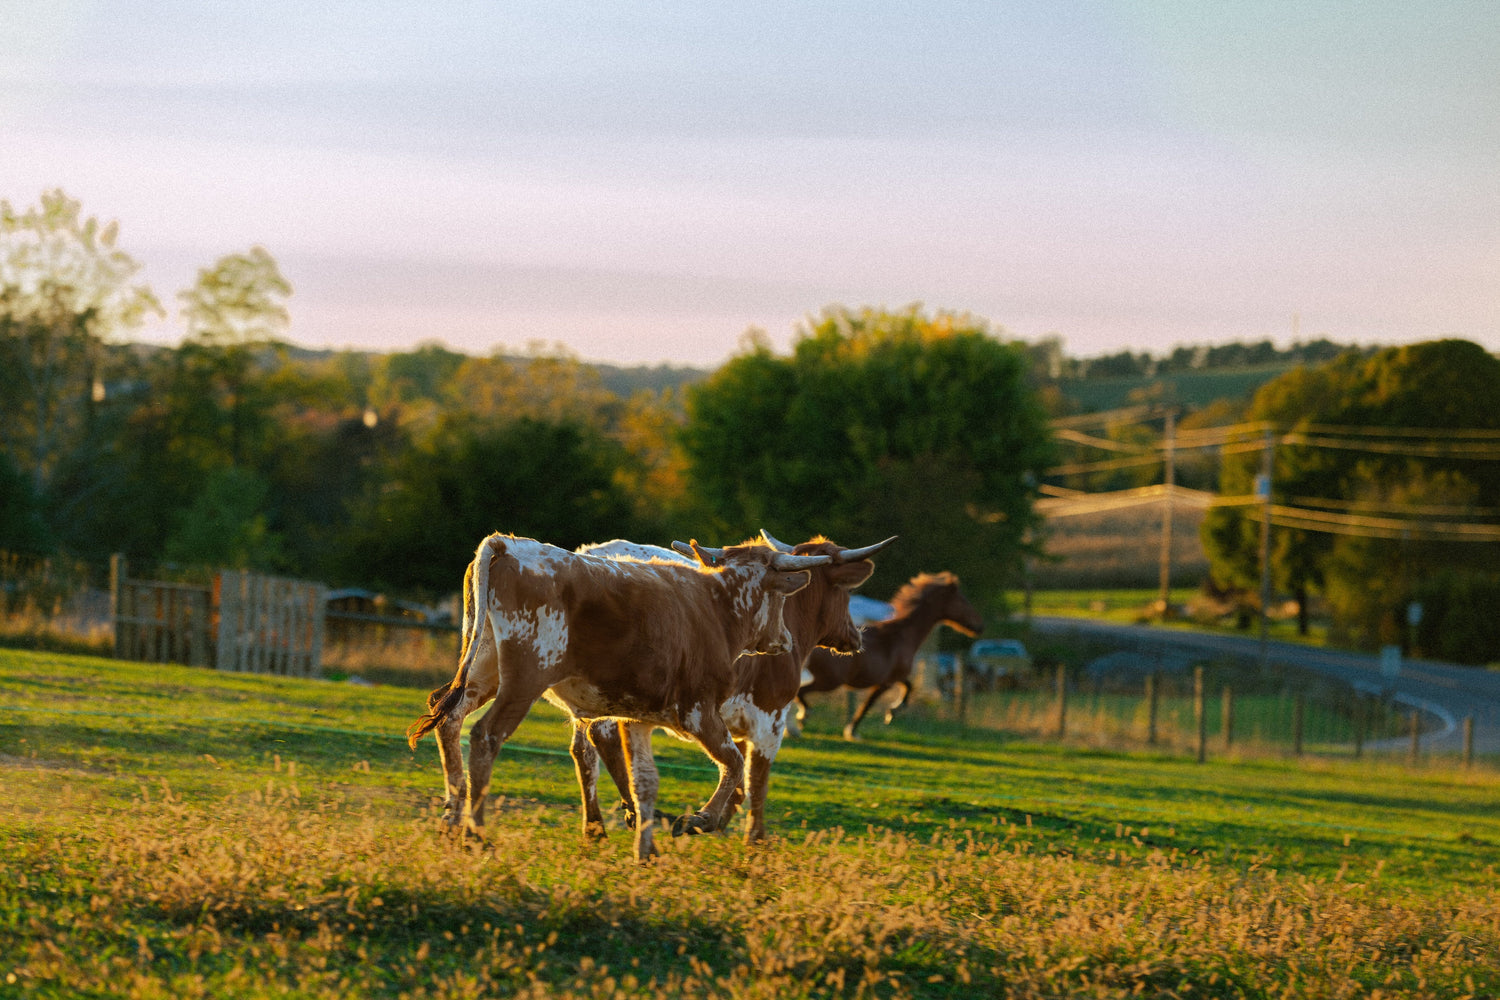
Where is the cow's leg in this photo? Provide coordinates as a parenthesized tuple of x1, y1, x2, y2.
(743, 742, 775, 843)
(672, 709, 744, 836)
(462, 686, 542, 836)
(742, 717, 786, 843)
(882, 680, 912, 725)
(843, 684, 892, 741)
(586, 719, 639, 827)
(620, 721, 661, 862)
(433, 685, 490, 830)
(569, 720, 607, 840)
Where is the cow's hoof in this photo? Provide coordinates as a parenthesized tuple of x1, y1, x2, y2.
(842, 726, 862, 742)
(620, 800, 673, 830)
(583, 820, 608, 841)
(883, 711, 896, 724)
(671, 813, 715, 837)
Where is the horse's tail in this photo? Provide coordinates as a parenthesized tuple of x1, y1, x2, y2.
(406, 535, 498, 748)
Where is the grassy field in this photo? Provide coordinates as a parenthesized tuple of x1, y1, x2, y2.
(3, 649, 1500, 998)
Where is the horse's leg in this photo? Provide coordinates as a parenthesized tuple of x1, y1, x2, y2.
(844, 684, 892, 741)
(882, 680, 913, 725)
(568, 720, 607, 840)
(620, 721, 661, 862)
(587, 719, 639, 826)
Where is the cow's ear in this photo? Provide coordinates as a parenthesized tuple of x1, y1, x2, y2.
(834, 561, 876, 589)
(770, 570, 811, 595)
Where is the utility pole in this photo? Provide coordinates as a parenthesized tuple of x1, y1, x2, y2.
(1257, 428, 1275, 672)
(1157, 408, 1177, 617)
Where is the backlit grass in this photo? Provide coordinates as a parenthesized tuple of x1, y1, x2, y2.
(3, 649, 1499, 998)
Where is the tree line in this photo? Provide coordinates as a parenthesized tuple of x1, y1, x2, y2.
(0, 192, 1054, 610)
(6, 189, 1497, 661)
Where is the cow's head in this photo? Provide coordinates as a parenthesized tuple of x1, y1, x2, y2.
(759, 530, 897, 654)
(673, 538, 833, 656)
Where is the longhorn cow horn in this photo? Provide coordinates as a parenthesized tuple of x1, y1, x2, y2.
(672, 539, 723, 565)
(770, 552, 834, 570)
(759, 528, 797, 553)
(836, 535, 898, 562)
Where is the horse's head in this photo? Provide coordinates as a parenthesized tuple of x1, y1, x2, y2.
(893, 571, 984, 637)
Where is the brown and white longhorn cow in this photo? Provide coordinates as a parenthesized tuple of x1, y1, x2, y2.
(573, 531, 894, 844)
(406, 532, 832, 861)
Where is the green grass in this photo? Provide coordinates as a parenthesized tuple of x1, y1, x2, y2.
(3, 649, 1499, 998)
(1024, 587, 1340, 648)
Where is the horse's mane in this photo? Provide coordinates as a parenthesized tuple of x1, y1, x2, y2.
(889, 571, 959, 618)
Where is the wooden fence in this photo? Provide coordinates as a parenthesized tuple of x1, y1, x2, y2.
(216, 570, 326, 676)
(110, 556, 325, 676)
(110, 555, 214, 667)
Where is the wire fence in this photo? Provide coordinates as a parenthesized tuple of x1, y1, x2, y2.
(903, 647, 1479, 767)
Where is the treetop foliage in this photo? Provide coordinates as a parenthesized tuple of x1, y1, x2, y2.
(682, 306, 1055, 603)
(1202, 339, 1500, 657)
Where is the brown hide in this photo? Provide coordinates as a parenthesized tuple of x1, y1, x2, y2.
(737, 539, 874, 712)
(408, 534, 805, 747)
(797, 571, 983, 739)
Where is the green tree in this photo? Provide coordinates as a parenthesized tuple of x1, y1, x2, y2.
(1203, 340, 1500, 646)
(0, 451, 49, 553)
(680, 306, 1054, 605)
(337, 415, 638, 593)
(163, 467, 285, 570)
(0, 190, 160, 498)
(177, 246, 292, 467)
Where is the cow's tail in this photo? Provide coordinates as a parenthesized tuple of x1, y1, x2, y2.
(406, 535, 498, 748)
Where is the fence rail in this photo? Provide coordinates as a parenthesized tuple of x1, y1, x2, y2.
(217, 570, 326, 676)
(110, 556, 213, 667)
(108, 556, 326, 676)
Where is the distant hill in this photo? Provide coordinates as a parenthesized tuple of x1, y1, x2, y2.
(1054, 361, 1303, 413)
(587, 362, 708, 398)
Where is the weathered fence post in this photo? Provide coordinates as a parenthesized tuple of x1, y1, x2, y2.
(1221, 684, 1234, 753)
(954, 654, 967, 727)
(1054, 662, 1068, 739)
(1463, 716, 1474, 769)
(1145, 671, 1159, 746)
(1408, 710, 1420, 765)
(109, 553, 128, 658)
(1194, 666, 1206, 763)
(1353, 694, 1365, 759)
(1292, 693, 1305, 757)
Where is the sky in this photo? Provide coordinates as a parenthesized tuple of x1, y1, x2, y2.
(3, 1, 1497, 368)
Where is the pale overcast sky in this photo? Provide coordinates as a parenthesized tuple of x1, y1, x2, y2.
(4, 1, 1496, 366)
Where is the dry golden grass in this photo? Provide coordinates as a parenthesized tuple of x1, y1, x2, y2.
(0, 602, 112, 657)
(5, 650, 1500, 998)
(321, 630, 460, 689)
(5, 770, 1498, 999)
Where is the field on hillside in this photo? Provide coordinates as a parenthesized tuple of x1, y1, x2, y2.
(1055, 362, 1295, 413)
(3, 650, 1500, 999)
(1032, 505, 1210, 591)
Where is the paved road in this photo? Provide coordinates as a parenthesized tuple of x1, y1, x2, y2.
(1030, 615, 1500, 756)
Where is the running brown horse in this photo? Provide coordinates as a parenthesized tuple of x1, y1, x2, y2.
(794, 571, 984, 740)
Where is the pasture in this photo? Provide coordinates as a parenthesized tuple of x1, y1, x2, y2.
(2, 649, 1499, 999)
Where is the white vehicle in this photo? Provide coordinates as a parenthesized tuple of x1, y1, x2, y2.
(967, 638, 1032, 690)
